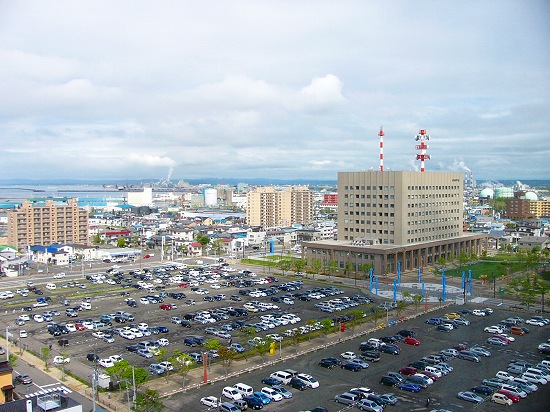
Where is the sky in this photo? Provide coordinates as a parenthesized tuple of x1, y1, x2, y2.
(1, 0, 549, 182)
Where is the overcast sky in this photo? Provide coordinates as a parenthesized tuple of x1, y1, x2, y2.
(1, 1, 548, 182)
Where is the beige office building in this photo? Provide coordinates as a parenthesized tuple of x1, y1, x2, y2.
(304, 171, 486, 275)
(246, 186, 313, 227)
(7, 199, 89, 250)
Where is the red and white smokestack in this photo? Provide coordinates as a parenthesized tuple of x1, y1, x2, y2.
(414, 129, 431, 172)
(379, 126, 384, 171)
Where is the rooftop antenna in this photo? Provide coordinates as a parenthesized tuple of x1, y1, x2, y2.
(415, 129, 431, 172)
(379, 126, 385, 171)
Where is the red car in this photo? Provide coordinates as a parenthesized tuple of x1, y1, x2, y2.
(178, 283, 188, 288)
(498, 389, 520, 403)
(404, 337, 420, 346)
(159, 304, 173, 310)
(75, 322, 86, 331)
(493, 334, 512, 343)
(454, 343, 468, 351)
(399, 366, 417, 375)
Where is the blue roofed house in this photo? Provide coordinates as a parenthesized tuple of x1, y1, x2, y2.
(29, 244, 71, 266)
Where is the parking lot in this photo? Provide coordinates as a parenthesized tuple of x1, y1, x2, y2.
(2, 262, 550, 411)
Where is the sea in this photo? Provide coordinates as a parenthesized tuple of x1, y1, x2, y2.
(0, 184, 128, 201)
(0, 179, 549, 202)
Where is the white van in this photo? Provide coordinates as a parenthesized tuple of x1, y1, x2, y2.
(424, 366, 443, 378)
(46, 283, 57, 290)
(367, 338, 383, 349)
(222, 386, 242, 401)
(80, 302, 92, 310)
(522, 372, 547, 385)
(234, 383, 253, 398)
(270, 370, 292, 385)
(539, 360, 550, 369)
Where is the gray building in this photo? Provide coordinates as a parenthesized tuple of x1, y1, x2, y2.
(304, 171, 486, 276)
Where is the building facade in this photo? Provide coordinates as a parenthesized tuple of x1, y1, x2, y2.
(506, 198, 550, 220)
(246, 186, 313, 227)
(304, 171, 486, 275)
(7, 199, 88, 251)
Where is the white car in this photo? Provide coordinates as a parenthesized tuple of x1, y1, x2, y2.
(92, 331, 105, 339)
(53, 355, 70, 365)
(341, 351, 356, 360)
(472, 309, 486, 316)
(484, 326, 503, 334)
(109, 355, 123, 363)
(222, 386, 243, 401)
(120, 330, 135, 340)
(53, 273, 66, 279)
(538, 343, 550, 351)
(526, 319, 545, 327)
(139, 298, 150, 305)
(33, 314, 44, 323)
(261, 387, 283, 401)
(200, 396, 219, 408)
(130, 328, 143, 338)
(157, 338, 170, 347)
(296, 373, 320, 388)
(98, 358, 114, 368)
(19, 330, 28, 338)
(19, 314, 31, 322)
(158, 361, 173, 371)
(137, 323, 149, 331)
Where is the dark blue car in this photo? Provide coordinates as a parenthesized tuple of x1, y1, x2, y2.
(399, 382, 421, 393)
(261, 377, 282, 386)
(341, 362, 362, 372)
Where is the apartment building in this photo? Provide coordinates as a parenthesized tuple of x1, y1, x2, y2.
(7, 199, 88, 250)
(304, 171, 485, 275)
(246, 186, 313, 227)
(506, 198, 550, 219)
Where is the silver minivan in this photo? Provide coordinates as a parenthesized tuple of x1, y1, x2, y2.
(334, 392, 358, 405)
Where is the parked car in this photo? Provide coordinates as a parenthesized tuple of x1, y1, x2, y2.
(457, 391, 484, 403)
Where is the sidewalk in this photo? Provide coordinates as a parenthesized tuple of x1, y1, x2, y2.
(15, 349, 123, 412)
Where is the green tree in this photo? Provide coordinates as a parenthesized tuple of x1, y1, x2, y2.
(40, 347, 51, 370)
(309, 258, 322, 279)
(402, 291, 412, 302)
(320, 319, 334, 338)
(105, 360, 133, 390)
(133, 389, 164, 412)
(278, 259, 291, 275)
(92, 233, 102, 245)
(155, 348, 169, 364)
(292, 258, 307, 274)
(395, 301, 407, 319)
(412, 294, 423, 311)
(8, 353, 18, 368)
(458, 252, 469, 278)
(168, 351, 194, 388)
(209, 239, 224, 257)
(327, 259, 338, 278)
(117, 237, 127, 248)
(195, 234, 210, 247)
(217, 347, 237, 376)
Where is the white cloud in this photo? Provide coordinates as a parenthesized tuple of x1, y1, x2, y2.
(127, 154, 177, 168)
(0, 0, 548, 181)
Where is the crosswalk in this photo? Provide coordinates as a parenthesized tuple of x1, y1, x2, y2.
(24, 384, 72, 398)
